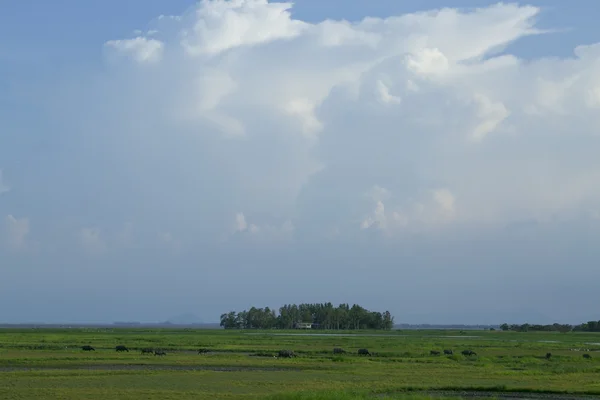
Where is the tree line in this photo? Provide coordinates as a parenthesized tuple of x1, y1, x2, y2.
(574, 321, 600, 332)
(220, 303, 394, 330)
(499, 320, 600, 333)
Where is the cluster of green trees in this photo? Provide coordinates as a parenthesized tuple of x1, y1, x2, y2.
(499, 323, 572, 332)
(220, 303, 394, 330)
(499, 321, 600, 333)
(573, 320, 600, 332)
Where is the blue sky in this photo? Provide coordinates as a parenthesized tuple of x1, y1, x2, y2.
(1, 0, 600, 324)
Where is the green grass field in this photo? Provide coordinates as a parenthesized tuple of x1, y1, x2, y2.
(1, 328, 600, 399)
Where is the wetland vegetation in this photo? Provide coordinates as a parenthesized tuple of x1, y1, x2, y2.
(1, 327, 600, 399)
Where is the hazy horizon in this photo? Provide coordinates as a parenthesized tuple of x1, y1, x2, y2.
(2, 0, 600, 325)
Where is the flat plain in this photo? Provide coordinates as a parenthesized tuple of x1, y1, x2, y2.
(1, 328, 600, 399)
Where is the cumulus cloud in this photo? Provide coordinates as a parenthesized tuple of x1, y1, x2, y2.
(3, 215, 29, 250)
(230, 212, 294, 244)
(180, 0, 307, 56)
(360, 186, 456, 234)
(376, 79, 402, 105)
(22, 0, 600, 249)
(234, 212, 259, 234)
(104, 36, 164, 63)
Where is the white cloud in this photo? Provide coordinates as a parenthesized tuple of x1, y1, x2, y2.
(180, 0, 307, 56)
(405, 48, 450, 77)
(26, 0, 600, 250)
(179, 68, 245, 136)
(376, 80, 401, 105)
(470, 93, 510, 141)
(233, 212, 258, 233)
(0, 170, 9, 195)
(282, 98, 324, 139)
(361, 200, 388, 230)
(4, 215, 29, 250)
(231, 212, 294, 243)
(361, 186, 456, 233)
(104, 36, 164, 63)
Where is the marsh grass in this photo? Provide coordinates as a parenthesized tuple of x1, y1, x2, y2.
(1, 329, 600, 399)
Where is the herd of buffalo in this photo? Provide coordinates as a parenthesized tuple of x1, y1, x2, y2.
(77, 345, 473, 358)
(545, 352, 592, 360)
(79, 345, 594, 360)
(81, 345, 168, 356)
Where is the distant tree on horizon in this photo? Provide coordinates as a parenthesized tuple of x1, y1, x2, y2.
(220, 302, 394, 330)
(499, 322, 575, 333)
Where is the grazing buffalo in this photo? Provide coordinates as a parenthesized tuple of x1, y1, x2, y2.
(430, 350, 440, 356)
(141, 348, 154, 354)
(333, 347, 346, 354)
(115, 345, 129, 352)
(198, 348, 210, 354)
(583, 354, 592, 359)
(358, 348, 371, 356)
(444, 349, 453, 355)
(461, 350, 477, 356)
(81, 345, 95, 351)
(546, 352, 552, 360)
(277, 350, 296, 358)
(154, 350, 166, 356)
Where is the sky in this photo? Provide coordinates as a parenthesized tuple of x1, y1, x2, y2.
(1, 0, 600, 325)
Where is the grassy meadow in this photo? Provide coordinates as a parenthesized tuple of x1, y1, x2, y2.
(1, 328, 600, 399)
